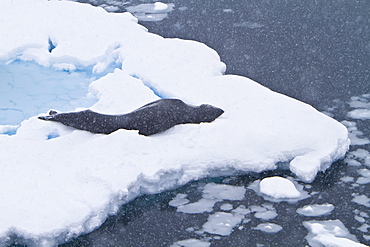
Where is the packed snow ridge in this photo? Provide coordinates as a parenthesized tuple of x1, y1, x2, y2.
(0, 0, 349, 245)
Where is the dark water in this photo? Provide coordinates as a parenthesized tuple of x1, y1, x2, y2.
(139, 0, 370, 110)
(50, 0, 370, 246)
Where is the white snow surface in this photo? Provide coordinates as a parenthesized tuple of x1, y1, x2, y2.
(0, 0, 349, 245)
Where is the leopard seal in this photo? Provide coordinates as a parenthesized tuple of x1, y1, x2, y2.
(38, 99, 224, 136)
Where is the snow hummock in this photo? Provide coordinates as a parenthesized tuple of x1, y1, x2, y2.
(0, 0, 350, 245)
(259, 176, 301, 199)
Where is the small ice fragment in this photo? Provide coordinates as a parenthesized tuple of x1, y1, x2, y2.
(169, 193, 189, 207)
(203, 183, 246, 201)
(220, 203, 233, 211)
(348, 109, 370, 120)
(177, 199, 217, 214)
(254, 210, 278, 220)
(350, 149, 370, 159)
(296, 204, 334, 217)
(356, 177, 370, 184)
(249, 205, 267, 213)
(340, 176, 355, 183)
(171, 238, 210, 247)
(259, 177, 301, 199)
(355, 216, 366, 223)
(232, 205, 251, 215)
(358, 223, 370, 233)
(352, 195, 370, 207)
(202, 212, 244, 236)
(346, 159, 362, 166)
(253, 223, 282, 233)
(360, 211, 369, 218)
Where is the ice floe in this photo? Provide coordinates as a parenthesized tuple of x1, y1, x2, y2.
(348, 94, 370, 120)
(303, 220, 367, 247)
(253, 223, 282, 233)
(0, 0, 350, 245)
(296, 204, 335, 217)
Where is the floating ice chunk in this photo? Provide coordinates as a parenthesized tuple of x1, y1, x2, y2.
(341, 121, 370, 145)
(350, 149, 370, 159)
(220, 203, 233, 211)
(358, 224, 370, 233)
(171, 239, 211, 247)
(202, 183, 246, 201)
(250, 205, 268, 213)
(356, 169, 370, 184)
(360, 211, 369, 218)
(248, 177, 309, 203)
(177, 199, 217, 214)
(346, 159, 363, 166)
(232, 205, 251, 215)
(347, 94, 370, 120)
(254, 210, 277, 220)
(296, 204, 334, 217)
(253, 223, 282, 233)
(352, 195, 370, 207)
(173, 183, 245, 214)
(355, 216, 366, 223)
(169, 193, 189, 207)
(260, 177, 301, 199)
(201, 212, 245, 236)
(303, 220, 366, 247)
(340, 176, 355, 183)
(348, 109, 370, 120)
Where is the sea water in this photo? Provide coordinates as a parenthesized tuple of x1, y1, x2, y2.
(4, 0, 368, 246)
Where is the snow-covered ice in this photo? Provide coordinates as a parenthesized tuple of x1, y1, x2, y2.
(0, 0, 350, 245)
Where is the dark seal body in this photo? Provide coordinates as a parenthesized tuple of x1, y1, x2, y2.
(38, 99, 224, 136)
